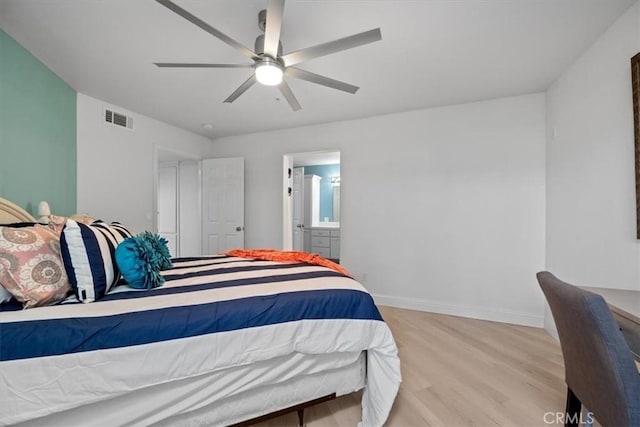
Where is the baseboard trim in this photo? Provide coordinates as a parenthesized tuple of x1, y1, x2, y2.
(372, 294, 544, 327)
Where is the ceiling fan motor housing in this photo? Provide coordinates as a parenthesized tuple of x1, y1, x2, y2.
(254, 34, 283, 58)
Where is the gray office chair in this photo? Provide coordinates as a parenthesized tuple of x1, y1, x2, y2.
(537, 271, 640, 427)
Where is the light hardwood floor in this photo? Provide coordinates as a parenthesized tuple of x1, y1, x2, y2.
(254, 306, 566, 426)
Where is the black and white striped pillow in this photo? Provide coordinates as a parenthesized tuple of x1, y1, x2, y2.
(60, 219, 132, 303)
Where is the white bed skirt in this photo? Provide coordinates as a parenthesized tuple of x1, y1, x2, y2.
(16, 351, 366, 427)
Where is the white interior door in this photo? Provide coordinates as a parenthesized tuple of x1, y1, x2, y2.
(202, 157, 244, 255)
(292, 167, 304, 251)
(178, 160, 201, 257)
(158, 162, 179, 257)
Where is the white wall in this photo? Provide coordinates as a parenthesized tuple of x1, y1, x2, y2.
(545, 2, 640, 335)
(210, 94, 547, 326)
(546, 3, 640, 289)
(76, 93, 212, 233)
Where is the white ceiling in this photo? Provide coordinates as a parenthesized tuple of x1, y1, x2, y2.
(0, 0, 635, 139)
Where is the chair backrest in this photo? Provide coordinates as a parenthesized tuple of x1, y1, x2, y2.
(537, 271, 640, 426)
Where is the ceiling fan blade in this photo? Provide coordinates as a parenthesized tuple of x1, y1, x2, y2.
(224, 74, 257, 103)
(278, 80, 302, 111)
(285, 67, 359, 94)
(263, 0, 285, 58)
(154, 63, 254, 68)
(281, 28, 382, 67)
(156, 0, 258, 60)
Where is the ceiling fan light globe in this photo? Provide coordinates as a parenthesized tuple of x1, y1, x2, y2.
(255, 63, 283, 86)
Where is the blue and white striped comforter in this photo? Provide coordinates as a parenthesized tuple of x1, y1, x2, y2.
(0, 256, 401, 426)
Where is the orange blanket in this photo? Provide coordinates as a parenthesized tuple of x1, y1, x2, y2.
(225, 249, 351, 278)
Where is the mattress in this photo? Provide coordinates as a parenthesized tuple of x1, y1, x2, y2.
(1, 256, 400, 426)
(15, 351, 366, 427)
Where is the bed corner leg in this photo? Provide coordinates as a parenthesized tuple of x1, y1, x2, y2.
(297, 408, 304, 426)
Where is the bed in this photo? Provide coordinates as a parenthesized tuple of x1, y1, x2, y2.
(0, 197, 401, 426)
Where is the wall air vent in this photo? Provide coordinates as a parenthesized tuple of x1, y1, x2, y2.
(104, 108, 134, 130)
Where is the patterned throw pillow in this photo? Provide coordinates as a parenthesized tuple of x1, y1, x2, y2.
(60, 220, 132, 303)
(48, 214, 96, 232)
(0, 224, 71, 308)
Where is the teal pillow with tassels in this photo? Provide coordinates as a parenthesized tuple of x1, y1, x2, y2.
(115, 232, 172, 289)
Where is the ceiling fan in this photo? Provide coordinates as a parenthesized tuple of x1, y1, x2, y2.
(154, 0, 382, 111)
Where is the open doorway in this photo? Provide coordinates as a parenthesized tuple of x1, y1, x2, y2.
(154, 146, 201, 258)
(282, 151, 341, 262)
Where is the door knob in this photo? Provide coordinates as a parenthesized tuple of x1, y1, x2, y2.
(236, 226, 243, 232)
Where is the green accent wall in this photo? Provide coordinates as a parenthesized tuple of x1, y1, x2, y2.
(0, 29, 76, 217)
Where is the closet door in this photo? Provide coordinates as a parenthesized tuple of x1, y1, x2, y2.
(178, 160, 201, 257)
(158, 162, 179, 257)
